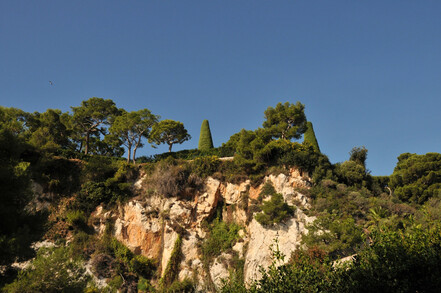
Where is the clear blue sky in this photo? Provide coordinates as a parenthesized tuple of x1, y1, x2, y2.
(1, 0, 440, 175)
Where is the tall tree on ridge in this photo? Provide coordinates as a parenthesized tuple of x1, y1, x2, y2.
(263, 101, 307, 140)
(149, 120, 191, 152)
(198, 119, 214, 151)
(71, 97, 119, 155)
(303, 121, 320, 152)
(109, 109, 159, 162)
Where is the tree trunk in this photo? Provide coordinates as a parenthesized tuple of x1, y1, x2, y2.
(132, 147, 137, 164)
(127, 146, 132, 163)
(168, 143, 173, 152)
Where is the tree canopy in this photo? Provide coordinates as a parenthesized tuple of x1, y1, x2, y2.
(149, 120, 191, 152)
(109, 109, 159, 162)
(389, 152, 441, 203)
(71, 97, 119, 155)
(263, 101, 307, 140)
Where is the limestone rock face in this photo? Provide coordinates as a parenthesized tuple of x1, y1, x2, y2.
(196, 177, 221, 224)
(114, 200, 162, 259)
(244, 209, 314, 283)
(94, 167, 314, 291)
(161, 224, 179, 276)
(209, 253, 232, 290)
(267, 168, 311, 207)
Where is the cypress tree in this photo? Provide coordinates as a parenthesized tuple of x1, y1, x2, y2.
(303, 121, 320, 152)
(198, 119, 214, 151)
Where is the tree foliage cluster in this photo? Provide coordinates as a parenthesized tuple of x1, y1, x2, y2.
(389, 152, 441, 204)
(1, 98, 191, 163)
(254, 182, 295, 226)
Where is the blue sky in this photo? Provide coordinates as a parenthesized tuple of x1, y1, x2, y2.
(1, 0, 440, 175)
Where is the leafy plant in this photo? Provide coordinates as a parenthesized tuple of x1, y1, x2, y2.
(255, 193, 295, 226)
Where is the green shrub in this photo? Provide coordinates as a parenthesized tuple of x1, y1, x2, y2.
(255, 193, 295, 226)
(190, 155, 220, 178)
(258, 181, 277, 201)
(3, 246, 89, 293)
(138, 277, 156, 292)
(201, 219, 241, 262)
(65, 209, 88, 230)
(130, 254, 157, 279)
(389, 152, 441, 204)
(166, 278, 194, 293)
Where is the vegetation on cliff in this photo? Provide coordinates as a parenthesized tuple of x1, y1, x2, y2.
(1, 100, 441, 292)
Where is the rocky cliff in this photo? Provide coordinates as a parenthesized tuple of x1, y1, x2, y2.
(92, 168, 315, 291)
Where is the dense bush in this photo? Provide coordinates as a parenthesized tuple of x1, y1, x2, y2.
(71, 160, 134, 213)
(190, 155, 220, 178)
(201, 218, 241, 262)
(3, 246, 89, 293)
(389, 152, 441, 203)
(255, 193, 295, 226)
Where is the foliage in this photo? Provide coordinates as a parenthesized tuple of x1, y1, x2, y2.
(339, 223, 441, 292)
(201, 218, 241, 262)
(389, 152, 441, 203)
(0, 106, 27, 135)
(223, 223, 441, 292)
(190, 155, 220, 178)
(248, 243, 336, 293)
(31, 155, 82, 196)
(165, 278, 195, 293)
(149, 120, 191, 152)
(302, 213, 363, 259)
(258, 181, 277, 201)
(72, 159, 134, 213)
(303, 121, 320, 152)
(109, 108, 159, 163)
(335, 160, 366, 187)
(3, 246, 89, 293)
(70, 97, 119, 155)
(255, 193, 295, 226)
(0, 128, 39, 267)
(349, 146, 368, 168)
(198, 119, 214, 151)
(65, 209, 88, 230)
(138, 277, 156, 292)
(26, 109, 72, 152)
(262, 101, 307, 140)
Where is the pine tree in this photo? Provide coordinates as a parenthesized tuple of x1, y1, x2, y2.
(198, 120, 214, 151)
(303, 121, 320, 152)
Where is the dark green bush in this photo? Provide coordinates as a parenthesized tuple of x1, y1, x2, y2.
(3, 246, 89, 293)
(65, 209, 88, 230)
(201, 219, 241, 262)
(389, 152, 441, 204)
(255, 193, 295, 226)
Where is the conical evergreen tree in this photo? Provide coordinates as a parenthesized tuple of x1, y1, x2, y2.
(303, 121, 320, 152)
(198, 119, 214, 151)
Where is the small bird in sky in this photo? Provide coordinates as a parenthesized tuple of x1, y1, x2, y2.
(49, 80, 54, 86)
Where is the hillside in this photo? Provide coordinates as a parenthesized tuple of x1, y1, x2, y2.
(1, 102, 441, 292)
